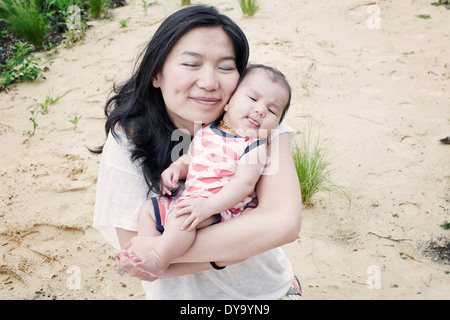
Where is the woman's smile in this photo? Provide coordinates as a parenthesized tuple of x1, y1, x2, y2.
(190, 95, 222, 106)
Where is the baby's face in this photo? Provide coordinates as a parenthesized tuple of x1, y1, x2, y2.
(222, 71, 289, 139)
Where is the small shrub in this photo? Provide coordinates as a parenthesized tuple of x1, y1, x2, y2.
(0, 42, 46, 89)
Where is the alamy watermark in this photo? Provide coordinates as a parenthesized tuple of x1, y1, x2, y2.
(366, 5, 381, 30)
(66, 5, 82, 30)
(66, 265, 81, 290)
(366, 265, 381, 289)
(170, 122, 281, 176)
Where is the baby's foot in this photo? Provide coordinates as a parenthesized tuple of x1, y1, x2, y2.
(120, 250, 141, 263)
(127, 250, 167, 277)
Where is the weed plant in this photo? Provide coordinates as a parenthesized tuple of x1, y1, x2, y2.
(119, 17, 129, 27)
(27, 107, 39, 136)
(26, 90, 61, 136)
(141, 0, 156, 11)
(0, 42, 46, 88)
(181, 0, 190, 5)
(68, 114, 82, 129)
(238, 0, 259, 17)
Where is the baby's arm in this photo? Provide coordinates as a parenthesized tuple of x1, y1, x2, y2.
(175, 145, 267, 230)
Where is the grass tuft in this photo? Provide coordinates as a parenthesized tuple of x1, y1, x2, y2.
(88, 0, 105, 18)
(238, 0, 259, 17)
(292, 126, 349, 207)
(0, 0, 48, 46)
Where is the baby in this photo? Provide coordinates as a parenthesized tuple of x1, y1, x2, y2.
(122, 64, 291, 276)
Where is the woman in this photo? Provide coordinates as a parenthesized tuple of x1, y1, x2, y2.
(93, 5, 302, 299)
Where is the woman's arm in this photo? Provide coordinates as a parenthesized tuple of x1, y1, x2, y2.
(116, 222, 245, 279)
(115, 133, 301, 278)
(116, 228, 137, 248)
(114, 232, 208, 279)
(175, 132, 302, 263)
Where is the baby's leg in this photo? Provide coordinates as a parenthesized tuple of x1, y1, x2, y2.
(130, 213, 196, 276)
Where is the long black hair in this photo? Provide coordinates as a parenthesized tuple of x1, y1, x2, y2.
(93, 5, 249, 196)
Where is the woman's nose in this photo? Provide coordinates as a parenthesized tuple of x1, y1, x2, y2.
(197, 67, 219, 91)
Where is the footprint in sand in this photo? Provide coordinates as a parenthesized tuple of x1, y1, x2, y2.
(0, 123, 14, 135)
(0, 224, 84, 287)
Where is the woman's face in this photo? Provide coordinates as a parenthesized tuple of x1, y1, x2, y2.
(153, 27, 240, 135)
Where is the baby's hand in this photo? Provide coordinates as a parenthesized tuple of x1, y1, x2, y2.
(174, 197, 215, 231)
(161, 166, 180, 195)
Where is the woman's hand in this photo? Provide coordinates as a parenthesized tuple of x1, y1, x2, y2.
(115, 236, 159, 281)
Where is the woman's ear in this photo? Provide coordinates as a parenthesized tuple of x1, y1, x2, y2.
(223, 104, 229, 112)
(152, 74, 160, 88)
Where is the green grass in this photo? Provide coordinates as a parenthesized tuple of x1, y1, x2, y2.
(416, 14, 431, 19)
(88, 0, 104, 18)
(292, 127, 349, 207)
(238, 0, 259, 17)
(292, 131, 329, 206)
(440, 221, 450, 230)
(0, 0, 49, 46)
(119, 17, 129, 27)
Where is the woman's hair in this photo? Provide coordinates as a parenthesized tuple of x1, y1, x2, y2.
(239, 64, 292, 121)
(94, 5, 249, 196)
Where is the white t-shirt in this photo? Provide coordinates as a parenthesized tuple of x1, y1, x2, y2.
(93, 120, 296, 299)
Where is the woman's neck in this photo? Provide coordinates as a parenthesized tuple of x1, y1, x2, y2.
(167, 113, 197, 136)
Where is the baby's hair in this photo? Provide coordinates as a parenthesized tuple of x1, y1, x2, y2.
(239, 64, 291, 121)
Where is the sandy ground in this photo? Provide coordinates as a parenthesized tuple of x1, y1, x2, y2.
(0, 0, 449, 300)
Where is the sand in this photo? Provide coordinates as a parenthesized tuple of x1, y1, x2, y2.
(0, 0, 449, 300)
